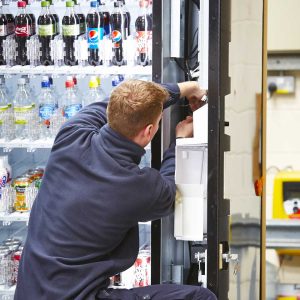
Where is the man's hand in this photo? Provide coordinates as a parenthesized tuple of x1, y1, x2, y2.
(178, 81, 207, 112)
(176, 116, 193, 138)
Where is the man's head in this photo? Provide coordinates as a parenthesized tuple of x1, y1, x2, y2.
(107, 80, 169, 147)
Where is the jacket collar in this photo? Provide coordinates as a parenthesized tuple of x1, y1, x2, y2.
(100, 124, 146, 165)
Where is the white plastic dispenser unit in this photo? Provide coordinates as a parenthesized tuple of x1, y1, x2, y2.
(174, 104, 208, 241)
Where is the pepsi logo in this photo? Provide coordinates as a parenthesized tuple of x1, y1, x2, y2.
(111, 30, 122, 43)
(89, 29, 98, 41)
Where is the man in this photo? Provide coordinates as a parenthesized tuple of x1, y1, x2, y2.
(15, 80, 216, 300)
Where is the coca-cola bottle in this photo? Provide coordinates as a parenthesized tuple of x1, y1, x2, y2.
(135, 0, 152, 66)
(0, 2, 8, 65)
(110, 1, 128, 66)
(15, 1, 32, 66)
(62, 0, 80, 66)
(38, 0, 56, 65)
(23, 0, 36, 35)
(2, 0, 14, 37)
(74, 0, 86, 36)
(99, 0, 110, 36)
(86, 1, 103, 66)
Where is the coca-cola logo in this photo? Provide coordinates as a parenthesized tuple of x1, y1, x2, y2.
(15, 26, 30, 36)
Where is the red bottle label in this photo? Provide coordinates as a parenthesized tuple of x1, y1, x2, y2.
(15, 25, 30, 37)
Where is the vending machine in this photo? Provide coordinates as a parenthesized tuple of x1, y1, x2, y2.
(0, 0, 263, 299)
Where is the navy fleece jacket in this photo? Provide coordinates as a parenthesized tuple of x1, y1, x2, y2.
(14, 84, 181, 300)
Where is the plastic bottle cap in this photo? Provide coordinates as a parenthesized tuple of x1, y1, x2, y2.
(17, 1, 27, 7)
(41, 81, 50, 88)
(18, 78, 26, 85)
(66, 1, 74, 7)
(96, 76, 101, 86)
(89, 80, 98, 88)
(90, 1, 98, 7)
(41, 1, 50, 7)
(65, 80, 74, 88)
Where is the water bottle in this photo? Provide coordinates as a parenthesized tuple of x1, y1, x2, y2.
(96, 76, 106, 101)
(13, 78, 35, 140)
(62, 78, 82, 121)
(38, 77, 57, 138)
(83, 76, 102, 106)
(111, 74, 124, 88)
(0, 78, 14, 141)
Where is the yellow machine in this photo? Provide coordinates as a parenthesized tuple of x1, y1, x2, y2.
(273, 171, 300, 219)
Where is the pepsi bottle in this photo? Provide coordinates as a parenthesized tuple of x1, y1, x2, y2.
(74, 0, 86, 36)
(99, 0, 110, 36)
(38, 1, 56, 65)
(110, 1, 128, 66)
(0, 3, 7, 65)
(135, 1, 152, 66)
(15, 1, 32, 66)
(87, 1, 103, 66)
(62, 1, 80, 66)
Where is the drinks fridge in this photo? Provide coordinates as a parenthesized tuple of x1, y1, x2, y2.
(0, 1, 252, 300)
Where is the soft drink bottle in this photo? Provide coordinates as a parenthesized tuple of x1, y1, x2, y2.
(62, 1, 80, 66)
(110, 1, 128, 66)
(0, 2, 8, 65)
(38, 1, 56, 66)
(38, 77, 57, 138)
(74, 0, 86, 36)
(15, 1, 32, 66)
(122, 0, 130, 36)
(0, 78, 14, 141)
(62, 78, 82, 120)
(99, 0, 110, 36)
(48, 0, 59, 35)
(86, 1, 103, 66)
(23, 0, 36, 36)
(13, 78, 35, 140)
(135, 0, 152, 66)
(2, 0, 14, 37)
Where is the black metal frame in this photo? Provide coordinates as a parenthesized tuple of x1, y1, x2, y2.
(150, 0, 163, 285)
(207, 0, 231, 298)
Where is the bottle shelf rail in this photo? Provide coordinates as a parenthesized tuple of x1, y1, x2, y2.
(0, 138, 54, 151)
(0, 65, 152, 76)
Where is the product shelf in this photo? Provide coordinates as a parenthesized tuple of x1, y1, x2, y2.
(0, 65, 152, 76)
(0, 212, 30, 225)
(0, 138, 55, 151)
(0, 285, 16, 298)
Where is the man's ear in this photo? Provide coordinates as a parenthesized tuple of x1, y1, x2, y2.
(144, 124, 153, 141)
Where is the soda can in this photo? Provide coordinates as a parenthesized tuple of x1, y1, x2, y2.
(133, 249, 151, 287)
(12, 247, 23, 284)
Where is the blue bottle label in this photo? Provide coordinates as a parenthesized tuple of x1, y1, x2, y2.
(64, 104, 82, 119)
(87, 27, 104, 49)
(39, 104, 56, 121)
